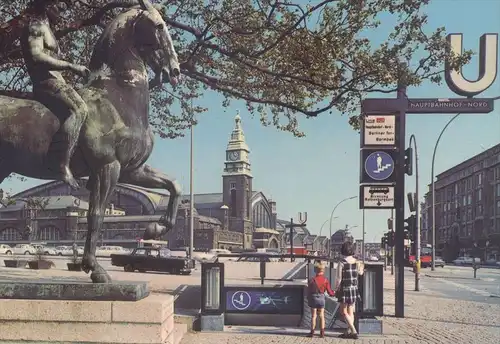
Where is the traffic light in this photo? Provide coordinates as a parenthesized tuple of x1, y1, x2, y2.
(387, 218, 393, 230)
(387, 230, 395, 247)
(381, 235, 387, 247)
(404, 147, 413, 176)
(404, 215, 416, 241)
(407, 192, 416, 213)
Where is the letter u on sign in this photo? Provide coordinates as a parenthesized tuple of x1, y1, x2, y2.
(445, 33, 498, 97)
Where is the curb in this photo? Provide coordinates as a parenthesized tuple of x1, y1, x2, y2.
(424, 274, 488, 281)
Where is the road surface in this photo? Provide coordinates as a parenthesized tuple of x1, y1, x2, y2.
(421, 265, 500, 303)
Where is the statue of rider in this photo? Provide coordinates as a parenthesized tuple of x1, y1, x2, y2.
(21, 0, 90, 189)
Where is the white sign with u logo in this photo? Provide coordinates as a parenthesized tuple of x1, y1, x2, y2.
(445, 33, 498, 97)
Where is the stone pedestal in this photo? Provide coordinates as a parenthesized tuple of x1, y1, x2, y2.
(200, 313, 224, 331)
(0, 280, 149, 301)
(0, 294, 176, 343)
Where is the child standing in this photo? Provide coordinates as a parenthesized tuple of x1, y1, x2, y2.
(334, 241, 363, 339)
(307, 262, 335, 337)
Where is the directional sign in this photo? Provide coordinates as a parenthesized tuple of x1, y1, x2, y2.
(360, 149, 396, 183)
(361, 98, 494, 114)
(360, 185, 395, 209)
(361, 115, 396, 146)
(231, 291, 252, 310)
(406, 98, 494, 114)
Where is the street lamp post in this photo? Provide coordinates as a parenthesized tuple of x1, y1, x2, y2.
(318, 218, 329, 237)
(409, 134, 420, 291)
(319, 217, 337, 255)
(431, 113, 461, 271)
(362, 209, 366, 262)
(189, 121, 194, 259)
(328, 196, 357, 257)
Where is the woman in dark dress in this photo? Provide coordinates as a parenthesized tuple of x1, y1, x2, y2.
(307, 262, 335, 337)
(334, 242, 363, 339)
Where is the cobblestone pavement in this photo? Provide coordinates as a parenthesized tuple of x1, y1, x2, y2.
(179, 269, 500, 344)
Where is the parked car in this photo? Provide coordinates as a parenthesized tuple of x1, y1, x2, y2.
(111, 247, 195, 275)
(208, 249, 231, 256)
(484, 258, 498, 266)
(55, 246, 73, 256)
(434, 256, 445, 268)
(452, 257, 480, 265)
(96, 246, 127, 257)
(31, 244, 56, 255)
(0, 244, 13, 255)
(12, 244, 37, 255)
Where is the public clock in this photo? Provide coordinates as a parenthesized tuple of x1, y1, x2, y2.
(229, 151, 240, 161)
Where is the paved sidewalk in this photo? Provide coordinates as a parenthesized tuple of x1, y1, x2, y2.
(179, 269, 500, 344)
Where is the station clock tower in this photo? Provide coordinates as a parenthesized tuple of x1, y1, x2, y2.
(222, 114, 253, 248)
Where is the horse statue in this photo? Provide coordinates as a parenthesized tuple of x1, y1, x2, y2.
(0, 0, 181, 283)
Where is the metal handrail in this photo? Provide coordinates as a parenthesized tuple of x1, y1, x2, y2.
(214, 252, 338, 263)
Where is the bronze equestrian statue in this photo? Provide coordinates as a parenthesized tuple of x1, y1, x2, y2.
(0, 0, 182, 283)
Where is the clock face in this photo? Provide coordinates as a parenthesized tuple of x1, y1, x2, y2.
(229, 151, 240, 161)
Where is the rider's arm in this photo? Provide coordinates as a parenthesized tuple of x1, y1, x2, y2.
(27, 23, 74, 71)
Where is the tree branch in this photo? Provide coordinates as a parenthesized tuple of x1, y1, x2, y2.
(55, 1, 140, 38)
(0, 89, 33, 99)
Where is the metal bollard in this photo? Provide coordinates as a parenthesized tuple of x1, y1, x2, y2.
(260, 259, 266, 285)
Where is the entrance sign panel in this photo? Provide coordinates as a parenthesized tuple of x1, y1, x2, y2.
(406, 98, 494, 114)
(362, 115, 396, 146)
(445, 33, 498, 98)
(225, 286, 303, 314)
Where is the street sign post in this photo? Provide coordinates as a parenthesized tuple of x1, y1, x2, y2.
(358, 32, 498, 318)
(360, 185, 395, 209)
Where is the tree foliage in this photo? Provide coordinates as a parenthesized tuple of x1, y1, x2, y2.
(0, 188, 49, 210)
(0, 0, 471, 137)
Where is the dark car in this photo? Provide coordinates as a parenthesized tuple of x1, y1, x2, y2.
(111, 247, 195, 275)
(434, 256, 445, 268)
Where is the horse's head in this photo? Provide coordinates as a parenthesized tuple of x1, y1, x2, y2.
(89, 0, 180, 87)
(132, 0, 180, 86)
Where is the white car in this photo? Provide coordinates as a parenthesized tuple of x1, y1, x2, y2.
(453, 257, 480, 265)
(0, 244, 13, 255)
(13, 244, 38, 255)
(96, 246, 127, 257)
(55, 246, 73, 256)
(31, 244, 56, 255)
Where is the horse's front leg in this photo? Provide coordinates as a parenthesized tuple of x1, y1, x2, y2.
(83, 161, 121, 283)
(119, 164, 181, 239)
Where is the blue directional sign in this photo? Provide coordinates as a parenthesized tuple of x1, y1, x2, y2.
(364, 151, 395, 181)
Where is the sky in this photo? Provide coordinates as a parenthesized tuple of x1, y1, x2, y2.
(2, 0, 500, 243)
